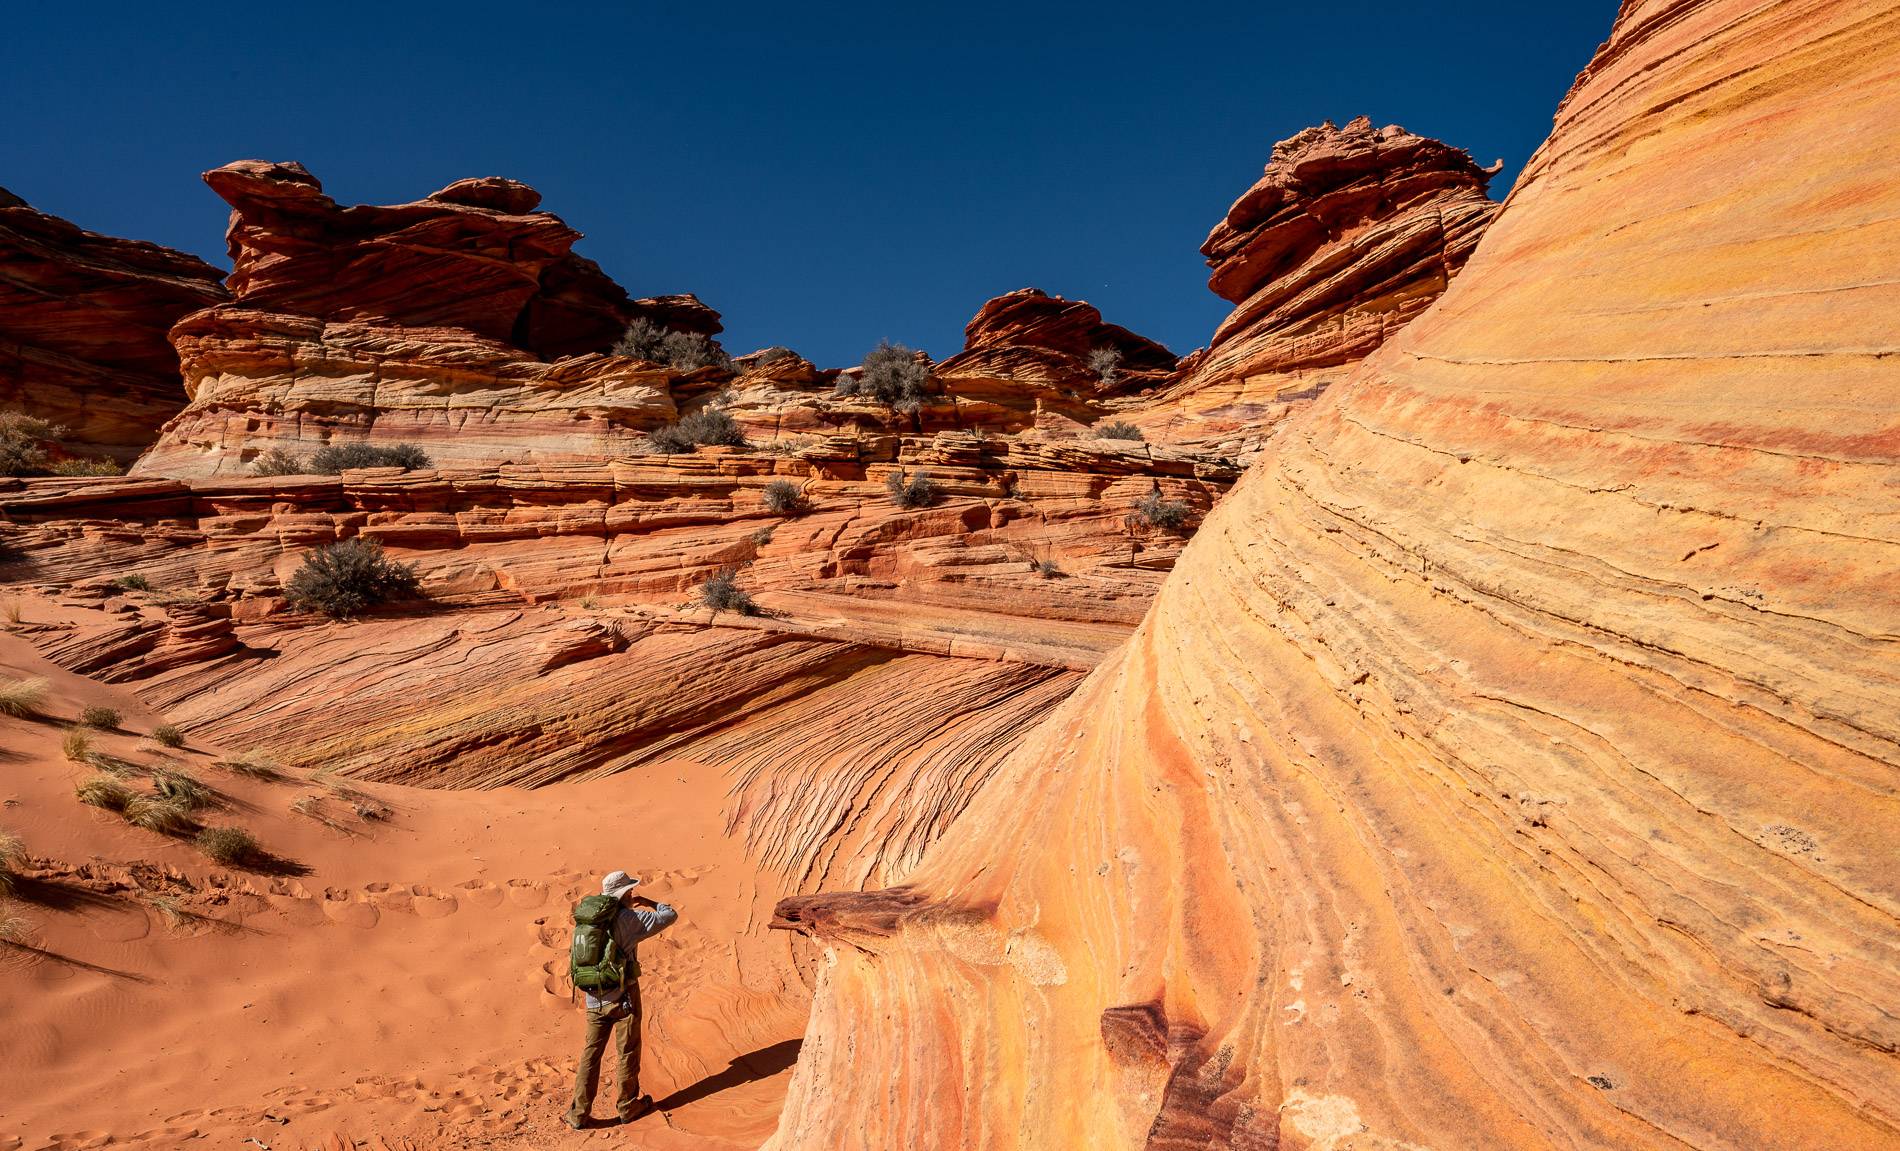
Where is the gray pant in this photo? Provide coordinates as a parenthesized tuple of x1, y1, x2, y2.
(567, 983, 642, 1122)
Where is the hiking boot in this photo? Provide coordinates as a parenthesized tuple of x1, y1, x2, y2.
(563, 1112, 593, 1130)
(617, 1094, 656, 1122)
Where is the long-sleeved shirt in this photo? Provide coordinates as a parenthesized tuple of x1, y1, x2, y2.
(580, 902, 677, 1009)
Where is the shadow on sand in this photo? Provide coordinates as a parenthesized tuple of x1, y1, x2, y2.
(655, 1038, 803, 1112)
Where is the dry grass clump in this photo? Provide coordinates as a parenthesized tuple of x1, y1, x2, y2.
(885, 470, 938, 509)
(0, 904, 28, 945)
(76, 774, 134, 811)
(215, 751, 285, 782)
(146, 894, 194, 932)
(0, 829, 24, 897)
(0, 677, 48, 718)
(152, 769, 213, 811)
(152, 724, 186, 748)
(3, 600, 22, 626)
(124, 796, 196, 836)
(61, 727, 92, 762)
(195, 826, 258, 865)
(762, 479, 805, 515)
(79, 705, 120, 729)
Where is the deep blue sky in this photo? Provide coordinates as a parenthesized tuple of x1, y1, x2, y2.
(3, 2, 1614, 367)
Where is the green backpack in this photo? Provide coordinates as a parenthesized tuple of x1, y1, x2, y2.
(569, 895, 625, 994)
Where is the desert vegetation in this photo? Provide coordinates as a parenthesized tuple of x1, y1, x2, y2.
(614, 318, 733, 372)
(284, 538, 421, 619)
(250, 448, 306, 476)
(152, 724, 186, 748)
(647, 404, 748, 454)
(0, 676, 48, 719)
(761, 479, 806, 515)
(1134, 490, 1192, 530)
(885, 470, 938, 508)
(0, 828, 24, 897)
(195, 826, 258, 865)
(79, 705, 120, 729)
(249, 442, 431, 476)
(1088, 346, 1123, 385)
(0, 410, 120, 477)
(1094, 420, 1144, 441)
(836, 342, 932, 414)
(700, 568, 758, 616)
(215, 751, 285, 782)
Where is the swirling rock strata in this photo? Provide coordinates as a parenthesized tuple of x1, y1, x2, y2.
(1144, 116, 1497, 457)
(0, 187, 228, 459)
(768, 3, 1900, 1149)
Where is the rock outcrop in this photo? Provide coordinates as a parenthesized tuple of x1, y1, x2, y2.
(934, 288, 1177, 431)
(769, 3, 1900, 1149)
(1140, 117, 1498, 457)
(0, 188, 228, 460)
(137, 162, 726, 476)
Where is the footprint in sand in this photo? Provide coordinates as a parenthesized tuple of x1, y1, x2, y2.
(505, 878, 548, 908)
(321, 888, 379, 929)
(456, 878, 505, 908)
(410, 884, 458, 919)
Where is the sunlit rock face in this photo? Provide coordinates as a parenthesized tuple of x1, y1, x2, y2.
(1140, 116, 1497, 458)
(767, 3, 1900, 1149)
(135, 160, 723, 476)
(0, 188, 228, 460)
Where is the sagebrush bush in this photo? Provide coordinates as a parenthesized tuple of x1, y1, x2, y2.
(80, 705, 120, 729)
(699, 568, 758, 616)
(124, 795, 196, 836)
(195, 826, 258, 865)
(1094, 420, 1145, 441)
(284, 538, 421, 619)
(111, 574, 151, 592)
(647, 406, 748, 454)
(614, 319, 733, 372)
(1134, 491, 1191, 530)
(309, 442, 431, 474)
(1037, 558, 1062, 579)
(1087, 346, 1124, 385)
(885, 470, 937, 509)
(0, 410, 62, 476)
(76, 774, 134, 811)
(0, 677, 47, 718)
(250, 448, 307, 476)
(836, 343, 932, 413)
(152, 724, 186, 748)
(761, 479, 805, 515)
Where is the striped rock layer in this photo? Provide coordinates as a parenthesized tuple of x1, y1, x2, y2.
(767, 3, 1900, 1149)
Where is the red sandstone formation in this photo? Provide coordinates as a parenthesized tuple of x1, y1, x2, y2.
(769, 3, 1900, 1148)
(935, 288, 1176, 430)
(1140, 116, 1498, 456)
(0, 186, 228, 460)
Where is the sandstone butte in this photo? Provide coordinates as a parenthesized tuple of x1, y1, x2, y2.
(3, 0, 1894, 1148)
(768, 2, 1900, 1148)
(0, 185, 228, 461)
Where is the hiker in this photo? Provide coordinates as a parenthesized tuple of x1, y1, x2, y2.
(565, 869, 678, 1129)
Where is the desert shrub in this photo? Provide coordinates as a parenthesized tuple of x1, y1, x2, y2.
(308, 442, 431, 474)
(76, 775, 134, 811)
(80, 705, 120, 730)
(215, 751, 285, 782)
(152, 769, 212, 811)
(699, 568, 758, 616)
(61, 727, 91, 762)
(1134, 491, 1192, 531)
(1094, 420, 1145, 441)
(111, 574, 151, 592)
(250, 448, 307, 476)
(0, 905, 28, 945)
(195, 826, 257, 865)
(284, 538, 421, 619)
(836, 343, 932, 413)
(885, 470, 937, 509)
(0, 677, 47, 718)
(152, 724, 186, 748)
(2, 600, 20, 626)
(0, 411, 63, 476)
(761, 479, 805, 515)
(1037, 558, 1062, 579)
(647, 405, 748, 454)
(147, 894, 193, 932)
(755, 346, 796, 365)
(124, 795, 196, 836)
(613, 319, 732, 372)
(1088, 346, 1123, 386)
(0, 829, 24, 897)
(51, 456, 124, 477)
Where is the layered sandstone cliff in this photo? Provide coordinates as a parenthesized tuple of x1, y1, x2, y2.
(0, 187, 228, 459)
(769, 3, 1900, 1149)
(139, 161, 725, 475)
(1139, 116, 1498, 457)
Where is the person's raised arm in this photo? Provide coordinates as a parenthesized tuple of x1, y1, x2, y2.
(624, 894, 678, 939)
